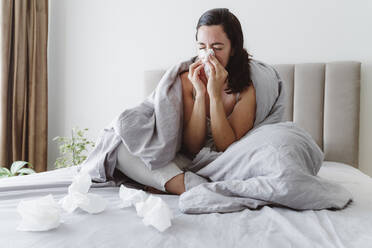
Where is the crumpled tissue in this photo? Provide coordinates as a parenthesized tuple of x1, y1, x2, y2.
(119, 185, 173, 232)
(17, 194, 61, 231)
(59, 173, 107, 214)
(119, 184, 148, 208)
(198, 48, 215, 78)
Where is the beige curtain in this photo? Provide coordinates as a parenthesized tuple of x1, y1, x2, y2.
(0, 0, 48, 172)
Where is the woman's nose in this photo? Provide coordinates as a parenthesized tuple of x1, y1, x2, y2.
(206, 46, 214, 51)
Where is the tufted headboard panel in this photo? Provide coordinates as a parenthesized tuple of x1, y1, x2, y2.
(143, 61, 361, 167)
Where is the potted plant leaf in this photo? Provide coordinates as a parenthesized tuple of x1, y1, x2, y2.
(0, 161, 36, 178)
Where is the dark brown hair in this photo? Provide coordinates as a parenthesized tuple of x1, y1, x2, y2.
(194, 8, 253, 94)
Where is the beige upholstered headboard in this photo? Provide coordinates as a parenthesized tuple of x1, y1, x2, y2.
(143, 61, 361, 168)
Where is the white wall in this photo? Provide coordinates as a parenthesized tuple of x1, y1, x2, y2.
(48, 0, 372, 176)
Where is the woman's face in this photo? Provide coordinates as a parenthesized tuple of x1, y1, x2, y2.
(196, 25, 233, 68)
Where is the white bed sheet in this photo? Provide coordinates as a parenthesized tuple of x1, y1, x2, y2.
(0, 161, 371, 248)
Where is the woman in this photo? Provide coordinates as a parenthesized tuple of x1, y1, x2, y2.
(116, 8, 256, 195)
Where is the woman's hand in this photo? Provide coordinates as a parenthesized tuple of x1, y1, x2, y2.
(206, 55, 228, 99)
(188, 59, 207, 97)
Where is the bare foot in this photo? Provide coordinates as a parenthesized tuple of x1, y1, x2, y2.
(164, 173, 186, 195)
(143, 186, 168, 194)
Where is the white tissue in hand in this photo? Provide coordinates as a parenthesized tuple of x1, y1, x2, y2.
(60, 173, 106, 214)
(136, 195, 173, 232)
(17, 194, 61, 231)
(198, 48, 215, 78)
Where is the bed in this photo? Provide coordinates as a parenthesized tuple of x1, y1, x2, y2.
(1, 60, 372, 248)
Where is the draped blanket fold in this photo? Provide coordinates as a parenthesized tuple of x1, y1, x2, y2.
(79, 57, 352, 213)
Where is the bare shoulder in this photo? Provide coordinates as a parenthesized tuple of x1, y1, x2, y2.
(228, 83, 256, 140)
(180, 71, 189, 85)
(239, 83, 256, 100)
(180, 71, 192, 93)
(180, 71, 194, 127)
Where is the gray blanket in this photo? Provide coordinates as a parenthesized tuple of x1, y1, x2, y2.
(179, 122, 352, 213)
(79, 58, 192, 181)
(79, 57, 352, 213)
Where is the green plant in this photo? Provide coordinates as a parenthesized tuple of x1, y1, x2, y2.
(53, 127, 95, 169)
(0, 161, 36, 178)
